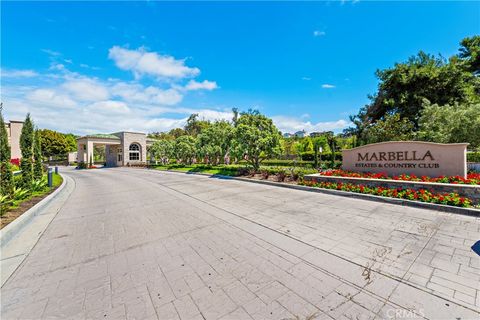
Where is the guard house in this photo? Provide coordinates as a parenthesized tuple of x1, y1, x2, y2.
(76, 132, 154, 166)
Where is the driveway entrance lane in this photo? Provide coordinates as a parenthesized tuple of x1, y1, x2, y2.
(131, 168, 480, 314)
(1, 167, 478, 320)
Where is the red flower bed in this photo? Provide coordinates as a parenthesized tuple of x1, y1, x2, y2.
(300, 180, 473, 208)
(10, 158, 20, 166)
(320, 169, 480, 185)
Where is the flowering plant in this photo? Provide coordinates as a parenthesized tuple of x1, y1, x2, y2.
(300, 180, 472, 208)
(320, 170, 480, 185)
(301, 180, 472, 207)
(10, 158, 20, 166)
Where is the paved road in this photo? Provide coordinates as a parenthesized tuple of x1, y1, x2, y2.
(1, 167, 479, 319)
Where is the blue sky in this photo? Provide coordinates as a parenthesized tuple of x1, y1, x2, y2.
(1, 1, 478, 135)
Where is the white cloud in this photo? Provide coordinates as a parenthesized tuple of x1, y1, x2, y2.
(79, 63, 101, 70)
(49, 63, 66, 71)
(272, 115, 349, 134)
(321, 84, 335, 89)
(41, 49, 61, 56)
(111, 82, 183, 106)
(184, 80, 218, 91)
(63, 79, 110, 101)
(26, 89, 77, 108)
(301, 77, 311, 81)
(313, 30, 326, 37)
(108, 46, 200, 79)
(194, 109, 232, 122)
(87, 101, 130, 114)
(1, 69, 38, 78)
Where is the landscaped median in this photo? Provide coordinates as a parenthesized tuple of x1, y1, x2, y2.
(150, 164, 480, 212)
(303, 170, 479, 208)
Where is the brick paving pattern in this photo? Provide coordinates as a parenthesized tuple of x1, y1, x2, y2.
(1, 167, 479, 319)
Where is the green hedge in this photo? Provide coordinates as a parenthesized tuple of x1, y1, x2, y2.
(467, 152, 480, 162)
(261, 160, 314, 167)
(300, 152, 343, 162)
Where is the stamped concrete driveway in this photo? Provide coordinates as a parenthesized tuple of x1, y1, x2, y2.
(1, 167, 479, 320)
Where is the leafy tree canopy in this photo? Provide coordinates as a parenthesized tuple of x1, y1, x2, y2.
(150, 139, 174, 164)
(458, 35, 480, 74)
(361, 114, 415, 144)
(231, 110, 282, 170)
(196, 120, 233, 163)
(184, 113, 210, 137)
(417, 100, 480, 149)
(348, 36, 480, 144)
(38, 129, 71, 157)
(174, 135, 197, 164)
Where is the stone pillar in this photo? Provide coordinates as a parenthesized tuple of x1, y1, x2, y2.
(86, 141, 94, 165)
(77, 141, 86, 163)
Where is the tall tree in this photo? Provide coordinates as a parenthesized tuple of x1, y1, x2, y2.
(0, 111, 14, 196)
(169, 128, 186, 138)
(63, 133, 78, 152)
(150, 139, 174, 165)
(347, 37, 480, 144)
(184, 114, 210, 137)
(312, 136, 329, 168)
(231, 110, 282, 170)
(361, 114, 415, 144)
(20, 114, 34, 188)
(33, 129, 43, 180)
(175, 135, 197, 164)
(458, 35, 480, 74)
(38, 129, 70, 157)
(196, 121, 233, 164)
(417, 100, 480, 149)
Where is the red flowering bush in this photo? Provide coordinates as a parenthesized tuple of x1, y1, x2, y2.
(320, 169, 480, 185)
(10, 158, 20, 166)
(300, 180, 472, 208)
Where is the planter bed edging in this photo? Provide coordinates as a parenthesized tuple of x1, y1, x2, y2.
(0, 173, 67, 248)
(148, 169, 480, 217)
(305, 174, 480, 205)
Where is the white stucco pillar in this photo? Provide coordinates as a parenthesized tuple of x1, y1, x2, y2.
(77, 141, 85, 163)
(86, 141, 94, 165)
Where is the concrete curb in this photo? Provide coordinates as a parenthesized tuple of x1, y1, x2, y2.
(0, 173, 68, 248)
(151, 169, 480, 217)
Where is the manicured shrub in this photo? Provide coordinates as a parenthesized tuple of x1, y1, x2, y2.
(301, 151, 315, 161)
(276, 169, 287, 182)
(260, 169, 270, 179)
(468, 152, 480, 163)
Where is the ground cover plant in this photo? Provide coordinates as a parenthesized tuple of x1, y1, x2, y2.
(319, 169, 480, 185)
(0, 112, 64, 222)
(0, 173, 62, 228)
(299, 180, 473, 208)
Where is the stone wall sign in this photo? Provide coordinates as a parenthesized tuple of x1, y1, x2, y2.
(342, 141, 468, 178)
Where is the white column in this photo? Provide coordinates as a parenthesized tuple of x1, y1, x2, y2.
(86, 141, 94, 165)
(77, 141, 85, 163)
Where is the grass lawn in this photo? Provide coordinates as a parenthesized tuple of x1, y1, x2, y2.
(152, 165, 240, 176)
(52, 172, 63, 187)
